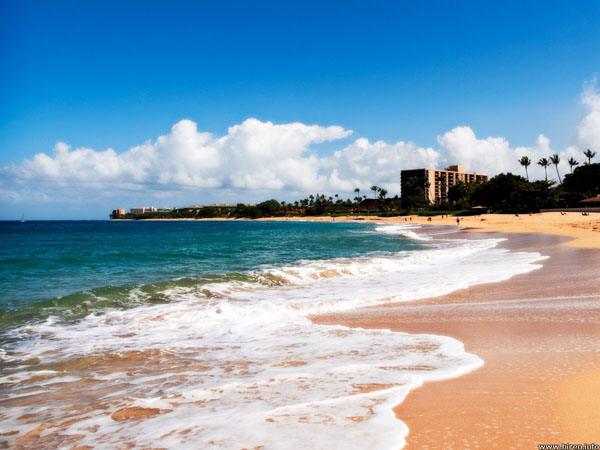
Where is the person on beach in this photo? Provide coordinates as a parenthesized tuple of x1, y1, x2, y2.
(456, 217, 460, 225)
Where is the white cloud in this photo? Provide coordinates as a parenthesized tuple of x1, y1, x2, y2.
(1, 81, 599, 214)
(571, 79, 600, 154)
(323, 137, 439, 194)
(437, 127, 557, 180)
(3, 119, 353, 195)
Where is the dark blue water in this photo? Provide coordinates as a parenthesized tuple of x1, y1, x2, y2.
(0, 220, 421, 324)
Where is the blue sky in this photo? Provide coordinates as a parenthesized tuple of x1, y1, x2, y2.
(1, 0, 600, 218)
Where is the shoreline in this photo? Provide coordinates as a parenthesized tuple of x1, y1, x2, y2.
(118, 212, 600, 248)
(256, 212, 600, 248)
(313, 230, 600, 448)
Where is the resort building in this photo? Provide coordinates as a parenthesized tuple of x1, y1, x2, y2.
(401, 165, 488, 203)
(130, 207, 157, 215)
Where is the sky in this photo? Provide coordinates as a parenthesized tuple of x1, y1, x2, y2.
(1, 0, 600, 219)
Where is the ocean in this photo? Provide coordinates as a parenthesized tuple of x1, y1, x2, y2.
(0, 220, 546, 448)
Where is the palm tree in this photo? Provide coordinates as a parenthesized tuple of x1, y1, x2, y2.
(537, 157, 550, 180)
(567, 157, 579, 173)
(518, 156, 531, 181)
(549, 154, 562, 184)
(377, 188, 387, 200)
(583, 149, 596, 165)
(370, 185, 378, 199)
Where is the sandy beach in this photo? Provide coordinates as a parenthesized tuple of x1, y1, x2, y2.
(312, 215, 600, 448)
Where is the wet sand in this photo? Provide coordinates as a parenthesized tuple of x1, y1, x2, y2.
(314, 231, 600, 448)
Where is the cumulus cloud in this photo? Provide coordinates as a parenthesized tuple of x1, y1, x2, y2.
(1, 81, 599, 211)
(437, 127, 556, 180)
(434, 79, 600, 181)
(323, 138, 439, 193)
(4, 119, 352, 196)
(571, 79, 600, 154)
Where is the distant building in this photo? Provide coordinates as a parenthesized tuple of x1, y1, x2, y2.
(130, 207, 157, 215)
(111, 208, 125, 218)
(401, 165, 488, 203)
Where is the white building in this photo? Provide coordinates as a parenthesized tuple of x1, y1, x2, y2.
(130, 207, 157, 215)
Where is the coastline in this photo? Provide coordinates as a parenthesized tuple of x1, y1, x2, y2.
(256, 212, 600, 249)
(121, 212, 600, 249)
(313, 230, 600, 448)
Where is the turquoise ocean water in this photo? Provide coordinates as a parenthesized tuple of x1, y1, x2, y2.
(0, 220, 420, 326)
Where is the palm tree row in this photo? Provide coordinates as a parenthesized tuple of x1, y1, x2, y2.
(519, 148, 596, 184)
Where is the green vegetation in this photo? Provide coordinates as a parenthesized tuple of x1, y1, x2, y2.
(518, 156, 531, 181)
(549, 154, 562, 183)
(583, 149, 596, 165)
(537, 158, 550, 180)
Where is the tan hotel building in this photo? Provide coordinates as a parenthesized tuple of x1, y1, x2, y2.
(401, 165, 488, 203)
